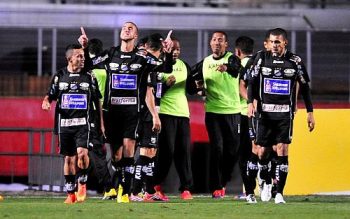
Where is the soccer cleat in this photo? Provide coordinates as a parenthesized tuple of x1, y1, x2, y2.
(102, 188, 117, 200)
(64, 193, 76, 204)
(116, 185, 130, 203)
(212, 190, 223, 199)
(154, 185, 169, 201)
(260, 181, 272, 202)
(246, 194, 257, 204)
(180, 190, 193, 200)
(143, 193, 156, 202)
(116, 184, 123, 203)
(76, 183, 87, 202)
(274, 193, 286, 204)
(130, 193, 144, 202)
(117, 194, 130, 203)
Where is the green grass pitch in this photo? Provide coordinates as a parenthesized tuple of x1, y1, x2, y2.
(1, 195, 350, 219)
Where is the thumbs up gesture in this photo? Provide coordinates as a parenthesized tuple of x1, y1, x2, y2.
(78, 27, 88, 48)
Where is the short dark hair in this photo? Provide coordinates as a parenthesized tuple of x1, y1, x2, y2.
(65, 44, 82, 58)
(147, 33, 164, 51)
(235, 36, 254, 55)
(137, 36, 149, 48)
(87, 38, 103, 55)
(264, 29, 273, 42)
(269, 28, 288, 40)
(212, 31, 228, 42)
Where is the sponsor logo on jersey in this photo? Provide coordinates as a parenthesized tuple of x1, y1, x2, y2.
(150, 137, 157, 144)
(120, 54, 131, 59)
(130, 64, 142, 70)
(147, 58, 162, 66)
(79, 82, 89, 90)
(112, 74, 137, 90)
(157, 72, 163, 81)
(111, 97, 137, 105)
(59, 82, 69, 90)
(262, 103, 290, 112)
(289, 55, 301, 63)
(92, 54, 108, 66)
(264, 78, 290, 95)
(261, 67, 272, 75)
(69, 74, 80, 77)
(61, 94, 87, 109)
(156, 83, 162, 98)
(273, 60, 284, 64)
(284, 68, 295, 77)
(109, 63, 119, 71)
(60, 117, 87, 127)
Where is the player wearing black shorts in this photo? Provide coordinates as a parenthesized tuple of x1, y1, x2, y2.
(78, 23, 173, 203)
(233, 36, 259, 204)
(42, 44, 101, 204)
(86, 38, 116, 200)
(131, 33, 164, 202)
(247, 28, 315, 204)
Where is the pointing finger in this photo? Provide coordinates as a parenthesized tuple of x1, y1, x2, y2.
(166, 30, 173, 40)
(80, 26, 86, 36)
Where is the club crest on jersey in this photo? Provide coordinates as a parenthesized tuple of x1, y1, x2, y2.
(274, 69, 282, 77)
(121, 64, 129, 71)
(109, 63, 119, 71)
(70, 83, 78, 90)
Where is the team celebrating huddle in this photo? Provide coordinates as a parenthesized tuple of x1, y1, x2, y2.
(41, 21, 315, 205)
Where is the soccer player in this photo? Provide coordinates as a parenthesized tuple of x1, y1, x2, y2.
(42, 44, 102, 204)
(86, 38, 117, 200)
(153, 38, 195, 201)
(78, 22, 173, 203)
(233, 36, 258, 204)
(130, 33, 163, 202)
(191, 31, 241, 198)
(247, 28, 315, 204)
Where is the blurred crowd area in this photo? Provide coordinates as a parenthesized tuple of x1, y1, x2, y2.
(3, 0, 350, 9)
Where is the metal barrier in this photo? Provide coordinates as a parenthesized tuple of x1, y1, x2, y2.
(0, 127, 64, 192)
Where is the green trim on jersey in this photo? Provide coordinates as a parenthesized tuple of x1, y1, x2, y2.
(160, 59, 190, 118)
(240, 57, 250, 115)
(203, 52, 240, 114)
(92, 68, 107, 104)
